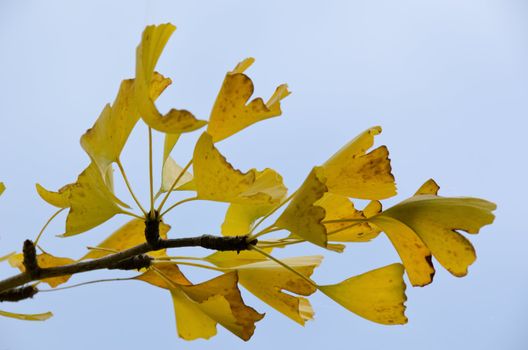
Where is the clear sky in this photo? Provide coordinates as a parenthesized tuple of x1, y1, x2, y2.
(0, 1, 527, 349)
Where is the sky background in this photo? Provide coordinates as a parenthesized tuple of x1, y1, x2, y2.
(0, 0, 527, 349)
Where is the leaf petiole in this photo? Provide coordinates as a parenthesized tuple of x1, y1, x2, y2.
(160, 197, 198, 217)
(34, 208, 66, 245)
(157, 158, 193, 213)
(116, 159, 147, 215)
(249, 245, 317, 287)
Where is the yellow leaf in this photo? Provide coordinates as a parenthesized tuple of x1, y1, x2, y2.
(319, 263, 407, 325)
(9, 253, 75, 288)
(322, 126, 396, 200)
(221, 169, 287, 236)
(80, 74, 171, 178)
(193, 133, 282, 204)
(136, 263, 191, 287)
(0, 182, 5, 195)
(170, 287, 218, 340)
(205, 250, 269, 269)
(275, 167, 328, 247)
(180, 271, 264, 340)
(370, 180, 496, 285)
(35, 183, 73, 208)
(193, 132, 254, 202)
(137, 264, 263, 341)
(163, 133, 181, 163)
(207, 57, 290, 142)
(0, 310, 53, 321)
(82, 219, 171, 260)
(236, 256, 321, 325)
(317, 193, 381, 242)
(369, 215, 434, 287)
(160, 156, 194, 193)
(64, 163, 125, 236)
(415, 178, 440, 195)
(135, 23, 206, 133)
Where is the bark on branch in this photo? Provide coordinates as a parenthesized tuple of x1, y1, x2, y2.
(0, 234, 257, 295)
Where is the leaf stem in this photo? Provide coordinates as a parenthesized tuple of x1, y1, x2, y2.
(249, 245, 316, 287)
(249, 225, 282, 240)
(121, 210, 144, 220)
(34, 208, 66, 245)
(38, 277, 134, 292)
(160, 197, 198, 217)
(157, 159, 193, 213)
(152, 260, 227, 272)
(148, 127, 155, 215)
(117, 159, 147, 215)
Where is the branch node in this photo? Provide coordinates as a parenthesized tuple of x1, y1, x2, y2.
(199, 235, 258, 252)
(0, 285, 38, 302)
(108, 254, 153, 271)
(145, 211, 161, 248)
(22, 240, 40, 278)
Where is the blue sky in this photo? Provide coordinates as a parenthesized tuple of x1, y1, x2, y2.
(0, 1, 527, 349)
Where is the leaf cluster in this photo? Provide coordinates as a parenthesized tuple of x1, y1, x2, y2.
(0, 23, 496, 341)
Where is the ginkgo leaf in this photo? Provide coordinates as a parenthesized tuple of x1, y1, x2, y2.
(207, 57, 290, 142)
(80, 73, 171, 178)
(369, 215, 434, 287)
(235, 256, 321, 325)
(221, 169, 287, 236)
(369, 179, 496, 286)
(35, 183, 73, 208)
(275, 167, 328, 247)
(193, 133, 284, 204)
(160, 156, 194, 193)
(193, 132, 255, 202)
(415, 178, 440, 195)
(137, 264, 264, 341)
(205, 249, 271, 269)
(317, 193, 381, 242)
(319, 263, 407, 325)
(163, 133, 181, 163)
(322, 126, 396, 200)
(0, 310, 53, 321)
(135, 23, 206, 133)
(82, 219, 171, 260)
(0, 182, 5, 195)
(64, 163, 126, 236)
(9, 253, 75, 288)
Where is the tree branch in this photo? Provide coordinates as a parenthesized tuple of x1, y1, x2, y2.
(0, 234, 257, 295)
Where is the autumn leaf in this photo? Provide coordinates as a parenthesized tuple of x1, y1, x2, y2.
(0, 310, 53, 321)
(137, 263, 264, 341)
(0, 182, 5, 196)
(235, 256, 321, 325)
(80, 73, 171, 178)
(221, 168, 287, 236)
(322, 126, 396, 200)
(207, 57, 290, 142)
(369, 179, 496, 286)
(135, 23, 206, 133)
(275, 167, 328, 247)
(317, 193, 381, 242)
(319, 263, 407, 325)
(205, 250, 269, 268)
(9, 252, 75, 288)
(37, 161, 130, 236)
(193, 132, 286, 204)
